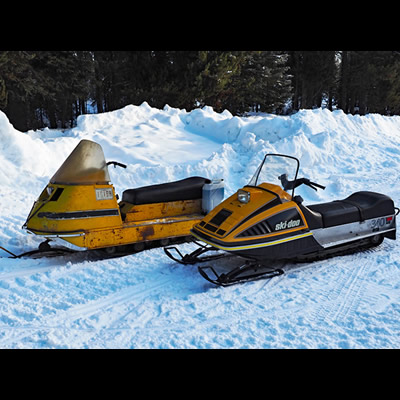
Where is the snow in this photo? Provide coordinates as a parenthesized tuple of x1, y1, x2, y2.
(1, 102, 400, 348)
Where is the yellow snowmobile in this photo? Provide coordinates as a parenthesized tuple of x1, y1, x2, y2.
(166, 153, 397, 286)
(21, 139, 223, 256)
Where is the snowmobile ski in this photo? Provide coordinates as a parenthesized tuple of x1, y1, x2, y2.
(0, 240, 76, 259)
(1, 234, 195, 260)
(198, 261, 284, 286)
(163, 239, 228, 264)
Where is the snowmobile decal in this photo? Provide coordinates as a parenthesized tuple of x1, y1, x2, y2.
(192, 229, 313, 252)
(95, 188, 114, 201)
(37, 209, 120, 220)
(370, 216, 392, 230)
(275, 219, 301, 231)
(268, 207, 305, 232)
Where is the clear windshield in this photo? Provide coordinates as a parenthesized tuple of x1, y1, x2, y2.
(248, 154, 299, 192)
(50, 139, 111, 185)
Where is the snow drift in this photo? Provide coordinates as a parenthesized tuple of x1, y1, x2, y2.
(1, 102, 400, 348)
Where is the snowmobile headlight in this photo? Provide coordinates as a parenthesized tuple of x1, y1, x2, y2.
(237, 189, 250, 204)
(46, 186, 54, 196)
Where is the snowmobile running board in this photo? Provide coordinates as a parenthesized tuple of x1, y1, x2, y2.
(198, 262, 284, 287)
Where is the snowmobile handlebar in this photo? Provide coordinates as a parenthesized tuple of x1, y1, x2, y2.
(107, 161, 127, 169)
(279, 174, 325, 192)
(304, 179, 326, 191)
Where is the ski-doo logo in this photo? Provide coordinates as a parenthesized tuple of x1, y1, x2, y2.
(268, 208, 304, 232)
(275, 219, 301, 231)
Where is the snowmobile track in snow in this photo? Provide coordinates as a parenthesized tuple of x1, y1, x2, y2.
(308, 255, 374, 325)
(0, 260, 179, 347)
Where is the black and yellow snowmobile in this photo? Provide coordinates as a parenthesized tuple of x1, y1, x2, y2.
(20, 139, 223, 257)
(166, 154, 397, 286)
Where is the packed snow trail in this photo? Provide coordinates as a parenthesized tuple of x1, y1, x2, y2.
(1, 103, 400, 348)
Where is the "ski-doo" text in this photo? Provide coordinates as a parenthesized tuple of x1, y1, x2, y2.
(275, 219, 301, 231)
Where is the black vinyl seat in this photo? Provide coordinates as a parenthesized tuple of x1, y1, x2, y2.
(306, 191, 394, 228)
(122, 176, 210, 205)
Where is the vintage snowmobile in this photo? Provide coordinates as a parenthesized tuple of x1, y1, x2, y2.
(165, 154, 397, 286)
(19, 139, 224, 257)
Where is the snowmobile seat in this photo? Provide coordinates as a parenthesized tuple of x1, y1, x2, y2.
(307, 191, 395, 228)
(342, 191, 395, 220)
(298, 204, 324, 230)
(308, 201, 360, 228)
(122, 176, 211, 206)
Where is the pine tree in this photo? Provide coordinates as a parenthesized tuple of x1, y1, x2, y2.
(225, 51, 291, 114)
(26, 51, 93, 128)
(364, 51, 400, 115)
(385, 53, 400, 114)
(0, 77, 6, 109)
(287, 51, 337, 111)
(337, 51, 400, 115)
(0, 51, 39, 131)
(196, 51, 244, 111)
(257, 51, 291, 113)
(0, 52, 8, 108)
(337, 50, 349, 112)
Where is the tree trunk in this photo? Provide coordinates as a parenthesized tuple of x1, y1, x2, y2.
(339, 51, 349, 112)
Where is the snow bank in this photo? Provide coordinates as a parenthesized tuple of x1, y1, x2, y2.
(1, 102, 400, 348)
(3, 103, 400, 198)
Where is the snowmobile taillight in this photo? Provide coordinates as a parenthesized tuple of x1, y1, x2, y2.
(386, 216, 393, 223)
(237, 189, 250, 204)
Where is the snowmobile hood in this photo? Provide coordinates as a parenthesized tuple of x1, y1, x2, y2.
(191, 183, 301, 242)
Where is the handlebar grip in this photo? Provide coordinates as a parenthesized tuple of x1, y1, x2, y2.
(310, 181, 325, 190)
(107, 161, 127, 169)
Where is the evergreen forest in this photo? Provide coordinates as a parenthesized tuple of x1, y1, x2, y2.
(1, 51, 400, 132)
